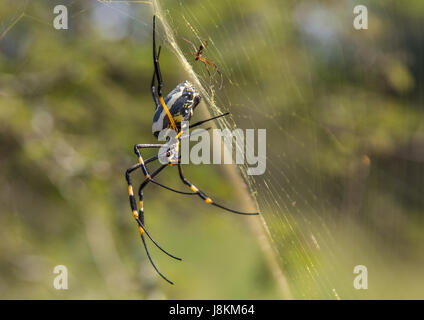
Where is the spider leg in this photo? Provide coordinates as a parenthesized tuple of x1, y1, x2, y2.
(182, 38, 199, 55)
(153, 16, 177, 131)
(134, 143, 162, 180)
(126, 161, 182, 285)
(201, 57, 220, 75)
(203, 62, 212, 77)
(135, 143, 196, 195)
(153, 16, 164, 97)
(198, 57, 223, 89)
(125, 161, 181, 259)
(141, 234, 173, 284)
(138, 165, 180, 285)
(196, 57, 211, 76)
(150, 45, 161, 108)
(177, 163, 259, 215)
(189, 112, 230, 129)
(150, 179, 197, 195)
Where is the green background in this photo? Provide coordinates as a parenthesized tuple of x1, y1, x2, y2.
(0, 0, 423, 299)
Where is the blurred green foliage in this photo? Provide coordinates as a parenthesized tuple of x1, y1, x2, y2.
(0, 0, 278, 299)
(0, 0, 423, 299)
(161, 0, 424, 299)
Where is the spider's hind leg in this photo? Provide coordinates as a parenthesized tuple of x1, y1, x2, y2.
(133, 143, 163, 178)
(136, 165, 181, 285)
(177, 163, 258, 215)
(125, 160, 180, 259)
(125, 158, 181, 285)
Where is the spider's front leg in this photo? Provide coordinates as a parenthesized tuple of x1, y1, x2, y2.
(182, 38, 199, 56)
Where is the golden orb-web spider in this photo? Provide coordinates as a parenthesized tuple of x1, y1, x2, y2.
(125, 16, 258, 285)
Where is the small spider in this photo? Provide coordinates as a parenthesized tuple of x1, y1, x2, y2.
(183, 37, 223, 89)
(125, 16, 258, 285)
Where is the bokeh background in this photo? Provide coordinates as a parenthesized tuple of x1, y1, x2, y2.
(0, 0, 423, 299)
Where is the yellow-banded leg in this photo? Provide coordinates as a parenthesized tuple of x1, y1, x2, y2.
(133, 144, 164, 180)
(125, 161, 178, 254)
(125, 158, 181, 285)
(177, 163, 259, 215)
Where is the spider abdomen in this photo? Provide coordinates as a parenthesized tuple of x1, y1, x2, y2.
(152, 80, 201, 137)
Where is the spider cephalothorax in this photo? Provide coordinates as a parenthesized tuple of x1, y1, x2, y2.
(124, 15, 258, 285)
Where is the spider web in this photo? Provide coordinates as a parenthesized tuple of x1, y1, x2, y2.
(149, 0, 343, 298)
(150, 0, 424, 299)
(1, 0, 423, 299)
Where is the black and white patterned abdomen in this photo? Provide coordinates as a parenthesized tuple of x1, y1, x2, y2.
(152, 81, 201, 137)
